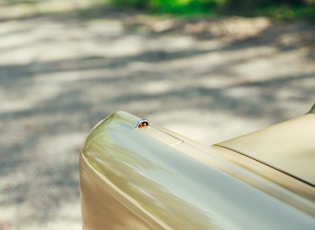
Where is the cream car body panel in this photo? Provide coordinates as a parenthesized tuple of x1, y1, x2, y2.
(80, 107, 315, 229)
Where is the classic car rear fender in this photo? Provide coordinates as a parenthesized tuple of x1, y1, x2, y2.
(80, 108, 315, 230)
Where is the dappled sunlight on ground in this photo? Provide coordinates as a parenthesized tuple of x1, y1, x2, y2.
(0, 1, 315, 229)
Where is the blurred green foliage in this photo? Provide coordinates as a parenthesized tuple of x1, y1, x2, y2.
(105, 0, 224, 15)
(105, 0, 315, 19)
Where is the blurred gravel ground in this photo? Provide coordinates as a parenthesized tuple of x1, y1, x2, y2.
(0, 1, 314, 229)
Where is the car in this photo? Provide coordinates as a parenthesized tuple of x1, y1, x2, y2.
(79, 105, 315, 230)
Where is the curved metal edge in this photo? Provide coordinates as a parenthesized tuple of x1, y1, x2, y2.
(80, 111, 315, 229)
(307, 104, 315, 114)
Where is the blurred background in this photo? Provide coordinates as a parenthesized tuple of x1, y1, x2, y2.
(0, 0, 314, 229)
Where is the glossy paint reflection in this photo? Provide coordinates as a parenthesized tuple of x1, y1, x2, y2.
(80, 111, 315, 230)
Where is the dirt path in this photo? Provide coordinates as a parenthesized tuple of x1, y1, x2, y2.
(0, 1, 314, 229)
